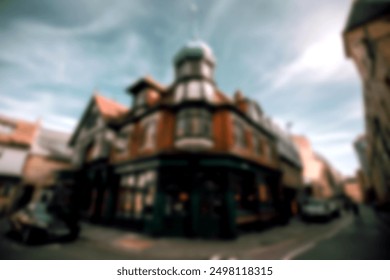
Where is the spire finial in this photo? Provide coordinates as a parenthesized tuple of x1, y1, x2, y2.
(189, 1, 199, 40)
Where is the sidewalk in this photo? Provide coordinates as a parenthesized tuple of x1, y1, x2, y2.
(79, 214, 353, 259)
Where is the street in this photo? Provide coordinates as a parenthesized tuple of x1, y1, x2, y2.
(0, 206, 389, 260)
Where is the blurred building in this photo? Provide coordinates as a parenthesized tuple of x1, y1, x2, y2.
(0, 115, 38, 215)
(343, 176, 364, 203)
(68, 41, 303, 237)
(343, 0, 390, 206)
(0, 114, 73, 216)
(22, 127, 73, 188)
(292, 135, 342, 200)
(270, 124, 303, 217)
(353, 134, 371, 201)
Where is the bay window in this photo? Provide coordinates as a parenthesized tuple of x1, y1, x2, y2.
(176, 108, 212, 139)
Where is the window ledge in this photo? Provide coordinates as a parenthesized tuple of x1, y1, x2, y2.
(175, 137, 213, 150)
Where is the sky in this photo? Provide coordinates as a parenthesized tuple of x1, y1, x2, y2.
(0, 0, 364, 176)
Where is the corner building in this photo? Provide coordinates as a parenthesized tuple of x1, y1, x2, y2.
(70, 41, 290, 238)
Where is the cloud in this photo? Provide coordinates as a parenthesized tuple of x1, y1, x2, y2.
(269, 34, 357, 89)
(0, 0, 363, 176)
(0, 1, 153, 132)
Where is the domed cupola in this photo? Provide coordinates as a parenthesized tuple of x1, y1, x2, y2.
(173, 40, 216, 104)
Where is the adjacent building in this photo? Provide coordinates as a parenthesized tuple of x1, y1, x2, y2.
(23, 127, 73, 189)
(68, 41, 302, 237)
(271, 124, 303, 217)
(0, 115, 38, 215)
(0, 114, 73, 215)
(343, 0, 390, 206)
(292, 135, 342, 200)
(343, 176, 364, 203)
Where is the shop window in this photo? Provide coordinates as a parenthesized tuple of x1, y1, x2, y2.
(164, 192, 188, 217)
(117, 189, 133, 219)
(258, 184, 269, 202)
(176, 108, 212, 139)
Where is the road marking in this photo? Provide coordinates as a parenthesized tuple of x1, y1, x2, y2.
(282, 216, 352, 260)
(209, 254, 221, 260)
(282, 241, 316, 260)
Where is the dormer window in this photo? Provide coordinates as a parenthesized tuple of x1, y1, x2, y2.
(135, 90, 147, 108)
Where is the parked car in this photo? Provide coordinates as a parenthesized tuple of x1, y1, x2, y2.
(300, 198, 341, 221)
(8, 189, 79, 244)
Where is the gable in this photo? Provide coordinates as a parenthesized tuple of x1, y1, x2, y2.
(69, 98, 103, 146)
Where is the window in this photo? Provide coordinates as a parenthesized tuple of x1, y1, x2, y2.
(84, 112, 97, 130)
(141, 120, 157, 149)
(201, 62, 212, 79)
(115, 128, 131, 154)
(135, 90, 147, 108)
(252, 133, 262, 155)
(176, 108, 212, 138)
(233, 119, 246, 148)
(177, 61, 192, 78)
(264, 142, 273, 161)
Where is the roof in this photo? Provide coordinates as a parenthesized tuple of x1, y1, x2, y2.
(214, 90, 232, 104)
(94, 94, 128, 121)
(0, 114, 38, 148)
(174, 40, 216, 65)
(344, 0, 390, 32)
(127, 76, 165, 94)
(31, 127, 73, 162)
(69, 93, 128, 146)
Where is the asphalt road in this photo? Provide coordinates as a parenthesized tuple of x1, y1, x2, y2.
(295, 206, 390, 259)
(0, 206, 388, 260)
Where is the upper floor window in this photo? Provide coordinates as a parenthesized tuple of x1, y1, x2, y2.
(115, 127, 132, 154)
(252, 133, 262, 155)
(141, 120, 157, 149)
(233, 119, 246, 148)
(176, 108, 212, 138)
(84, 112, 97, 130)
(135, 91, 147, 108)
(177, 61, 192, 78)
(264, 142, 273, 161)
